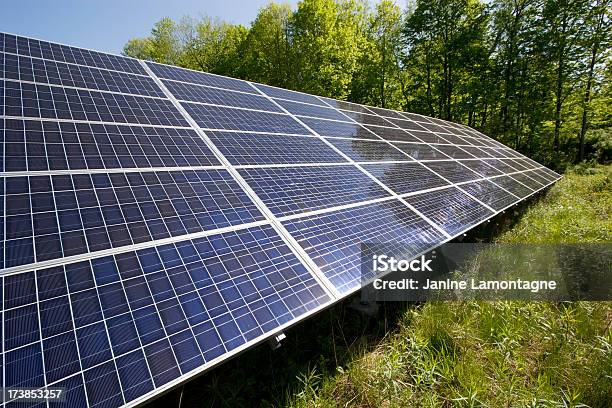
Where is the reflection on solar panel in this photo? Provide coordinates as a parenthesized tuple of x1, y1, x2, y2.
(0, 32, 561, 407)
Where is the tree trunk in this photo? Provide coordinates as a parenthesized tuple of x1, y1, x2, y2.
(553, 17, 568, 153)
(579, 41, 597, 162)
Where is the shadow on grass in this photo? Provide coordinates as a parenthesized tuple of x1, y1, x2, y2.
(144, 191, 550, 408)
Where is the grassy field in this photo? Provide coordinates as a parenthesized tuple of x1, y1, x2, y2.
(148, 165, 611, 408)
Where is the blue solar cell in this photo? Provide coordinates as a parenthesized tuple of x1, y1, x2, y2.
(422, 161, 482, 183)
(364, 125, 422, 142)
(457, 159, 504, 177)
(434, 145, 475, 159)
(43, 331, 80, 383)
(385, 117, 428, 131)
(0, 32, 563, 408)
(404, 187, 494, 236)
(283, 199, 447, 293)
(2, 119, 220, 172)
(299, 117, 381, 139)
(3, 80, 189, 126)
(5, 343, 44, 388)
(5, 304, 39, 349)
(2, 52, 165, 97)
(206, 131, 346, 165)
(182, 103, 311, 134)
(239, 165, 391, 217)
(164, 80, 283, 113)
(116, 349, 155, 402)
(3, 170, 264, 268)
(2, 33, 146, 75)
(147, 61, 256, 94)
(362, 162, 450, 194)
(327, 138, 412, 162)
(83, 361, 124, 408)
(51, 374, 88, 407)
(461, 179, 518, 211)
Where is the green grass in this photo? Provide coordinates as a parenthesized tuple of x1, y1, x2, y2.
(282, 165, 612, 408)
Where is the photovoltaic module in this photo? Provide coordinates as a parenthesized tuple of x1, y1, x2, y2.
(0, 32, 561, 407)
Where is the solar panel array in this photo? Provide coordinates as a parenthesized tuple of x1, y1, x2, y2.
(0, 32, 561, 407)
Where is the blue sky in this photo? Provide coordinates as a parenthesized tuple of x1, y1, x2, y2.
(2, 0, 302, 55)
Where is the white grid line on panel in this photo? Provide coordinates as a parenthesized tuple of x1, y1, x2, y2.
(1, 115, 193, 130)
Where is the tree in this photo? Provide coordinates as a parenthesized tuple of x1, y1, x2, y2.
(242, 2, 294, 87)
(403, 0, 489, 121)
(180, 17, 248, 77)
(352, 0, 404, 108)
(291, 0, 368, 98)
(123, 17, 182, 64)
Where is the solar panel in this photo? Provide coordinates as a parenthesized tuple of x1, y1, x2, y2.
(1, 32, 561, 407)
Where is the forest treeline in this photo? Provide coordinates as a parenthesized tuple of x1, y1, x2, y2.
(124, 0, 611, 170)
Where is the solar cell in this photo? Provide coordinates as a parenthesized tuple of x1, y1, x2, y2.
(391, 142, 450, 161)
(147, 62, 256, 94)
(491, 175, 534, 198)
(362, 162, 450, 194)
(319, 97, 374, 113)
(405, 130, 452, 144)
(206, 131, 347, 165)
(2, 33, 146, 75)
(460, 179, 518, 210)
(364, 125, 422, 143)
(239, 165, 391, 217)
(404, 187, 495, 236)
(340, 110, 396, 127)
(327, 138, 412, 162)
(422, 161, 482, 183)
(276, 99, 350, 121)
(254, 83, 328, 106)
(456, 159, 504, 177)
(298, 117, 380, 140)
(385, 117, 428, 131)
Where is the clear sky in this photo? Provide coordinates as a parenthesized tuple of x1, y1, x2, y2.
(1, 0, 302, 55)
